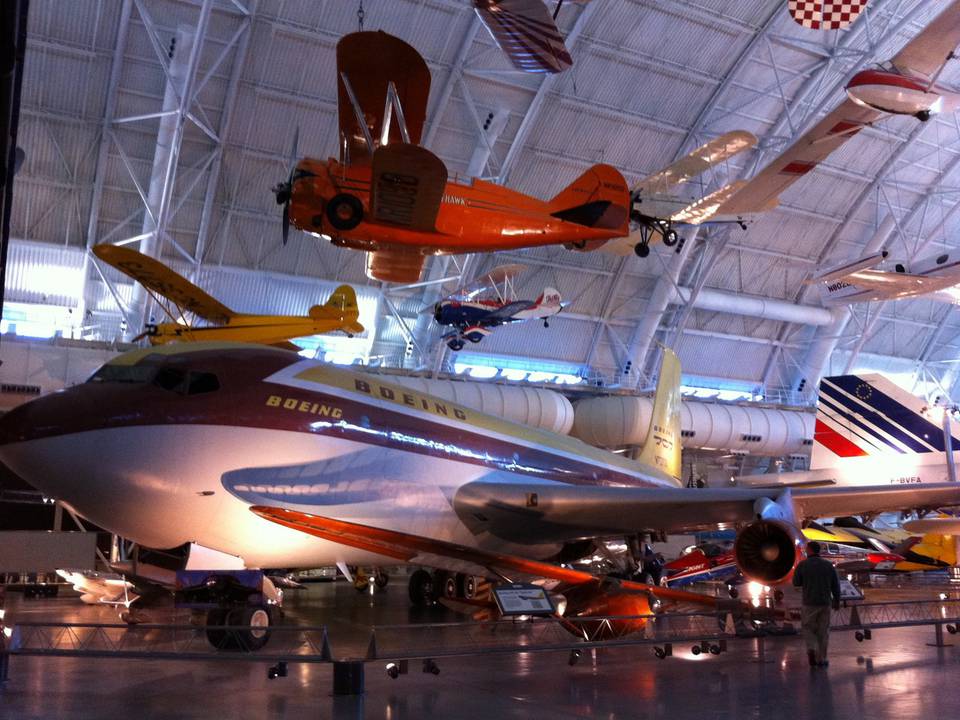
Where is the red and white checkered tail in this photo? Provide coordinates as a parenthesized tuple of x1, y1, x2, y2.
(787, 0, 870, 30)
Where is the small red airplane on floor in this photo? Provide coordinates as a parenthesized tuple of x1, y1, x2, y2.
(274, 30, 630, 283)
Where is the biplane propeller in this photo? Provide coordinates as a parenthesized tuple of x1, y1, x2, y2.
(92, 244, 364, 348)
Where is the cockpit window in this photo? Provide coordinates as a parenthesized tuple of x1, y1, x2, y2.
(187, 372, 219, 395)
(87, 363, 218, 396)
(87, 364, 157, 384)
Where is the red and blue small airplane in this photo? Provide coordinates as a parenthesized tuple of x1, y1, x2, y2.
(431, 264, 565, 350)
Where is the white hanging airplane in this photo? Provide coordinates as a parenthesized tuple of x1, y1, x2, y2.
(811, 249, 960, 305)
(609, 1, 960, 257)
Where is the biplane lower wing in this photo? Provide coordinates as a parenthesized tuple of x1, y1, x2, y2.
(370, 144, 447, 232)
(365, 247, 428, 284)
(93, 244, 235, 324)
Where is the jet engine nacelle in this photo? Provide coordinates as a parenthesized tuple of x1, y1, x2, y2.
(733, 519, 805, 585)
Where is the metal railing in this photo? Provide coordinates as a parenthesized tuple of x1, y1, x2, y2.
(2, 598, 960, 692)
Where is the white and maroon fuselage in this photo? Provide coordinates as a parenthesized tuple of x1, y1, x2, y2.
(0, 343, 678, 570)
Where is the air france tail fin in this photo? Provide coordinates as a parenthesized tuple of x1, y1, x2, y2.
(638, 347, 682, 481)
(812, 374, 960, 469)
(548, 164, 630, 234)
(312, 284, 364, 335)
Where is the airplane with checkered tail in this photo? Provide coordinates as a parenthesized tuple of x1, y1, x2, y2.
(736, 372, 960, 489)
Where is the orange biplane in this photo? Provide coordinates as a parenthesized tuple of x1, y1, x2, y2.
(274, 31, 630, 284)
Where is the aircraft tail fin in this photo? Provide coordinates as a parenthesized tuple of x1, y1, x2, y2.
(637, 347, 683, 481)
(812, 374, 960, 469)
(537, 287, 562, 309)
(312, 285, 365, 334)
(548, 164, 630, 234)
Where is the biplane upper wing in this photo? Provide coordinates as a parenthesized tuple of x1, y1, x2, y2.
(632, 131, 757, 198)
(716, 99, 882, 216)
(250, 506, 720, 608)
(890, 1, 960, 81)
(92, 244, 234, 324)
(456, 264, 527, 300)
(336, 31, 431, 164)
(474, 0, 573, 74)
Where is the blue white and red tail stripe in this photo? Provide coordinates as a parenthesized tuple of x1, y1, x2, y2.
(812, 374, 960, 468)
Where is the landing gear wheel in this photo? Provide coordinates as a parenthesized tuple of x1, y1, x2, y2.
(467, 334, 482, 343)
(354, 572, 370, 592)
(374, 569, 389, 589)
(634, 242, 650, 258)
(463, 575, 478, 599)
(443, 574, 460, 599)
(233, 605, 272, 651)
(205, 608, 230, 649)
(408, 569, 436, 607)
(447, 338, 464, 351)
(326, 193, 364, 231)
(663, 228, 678, 247)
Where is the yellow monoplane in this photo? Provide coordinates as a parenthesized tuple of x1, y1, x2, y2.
(93, 244, 364, 348)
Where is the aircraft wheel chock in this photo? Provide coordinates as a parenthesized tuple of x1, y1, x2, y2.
(326, 193, 364, 231)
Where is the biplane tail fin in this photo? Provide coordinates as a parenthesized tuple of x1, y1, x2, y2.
(312, 284, 364, 335)
(548, 164, 630, 234)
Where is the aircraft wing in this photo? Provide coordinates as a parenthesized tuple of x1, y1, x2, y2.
(716, 99, 882, 216)
(633, 131, 757, 197)
(473, 0, 573, 74)
(250, 506, 720, 609)
(93, 244, 234, 324)
(890, 2, 960, 81)
(370, 144, 447, 232)
(453, 264, 528, 301)
(902, 516, 960, 534)
(840, 268, 943, 292)
(448, 481, 960, 544)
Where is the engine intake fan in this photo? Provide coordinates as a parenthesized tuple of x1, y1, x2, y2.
(734, 520, 803, 585)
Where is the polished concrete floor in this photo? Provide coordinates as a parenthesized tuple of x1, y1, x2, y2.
(2, 577, 960, 720)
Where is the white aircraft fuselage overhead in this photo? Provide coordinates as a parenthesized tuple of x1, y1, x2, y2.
(816, 249, 960, 305)
(736, 372, 960, 489)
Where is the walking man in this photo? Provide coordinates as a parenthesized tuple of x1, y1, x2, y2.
(792, 540, 841, 667)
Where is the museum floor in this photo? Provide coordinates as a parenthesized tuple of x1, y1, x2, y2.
(2, 578, 959, 720)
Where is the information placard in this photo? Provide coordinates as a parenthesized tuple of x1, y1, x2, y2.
(493, 583, 555, 616)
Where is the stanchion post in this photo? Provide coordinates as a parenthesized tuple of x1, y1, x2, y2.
(333, 660, 365, 696)
(927, 623, 953, 648)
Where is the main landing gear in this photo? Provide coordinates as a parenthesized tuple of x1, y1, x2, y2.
(408, 569, 482, 607)
(630, 213, 683, 257)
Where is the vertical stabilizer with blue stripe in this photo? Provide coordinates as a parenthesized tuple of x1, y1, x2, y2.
(812, 374, 960, 469)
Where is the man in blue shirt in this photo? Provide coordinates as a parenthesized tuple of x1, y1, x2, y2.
(792, 541, 841, 667)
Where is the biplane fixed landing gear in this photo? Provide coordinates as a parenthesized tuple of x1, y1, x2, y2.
(634, 241, 650, 258)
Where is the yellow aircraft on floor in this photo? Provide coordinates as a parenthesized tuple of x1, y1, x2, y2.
(93, 244, 364, 348)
